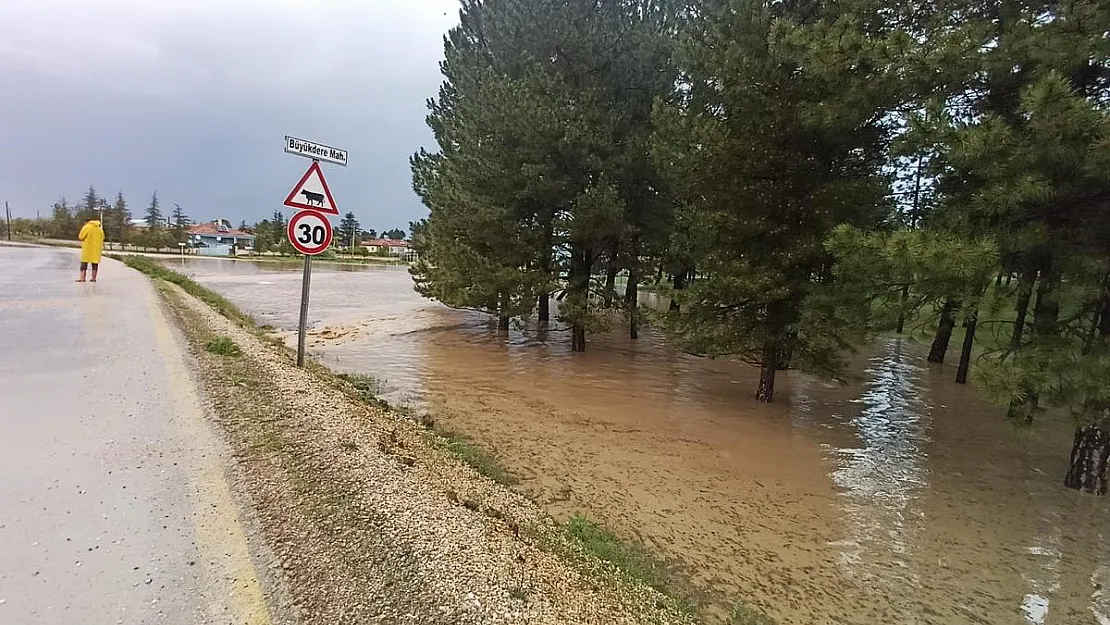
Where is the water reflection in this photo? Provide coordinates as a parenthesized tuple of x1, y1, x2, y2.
(829, 339, 929, 581)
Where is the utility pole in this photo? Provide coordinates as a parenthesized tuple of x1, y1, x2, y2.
(5, 201, 11, 241)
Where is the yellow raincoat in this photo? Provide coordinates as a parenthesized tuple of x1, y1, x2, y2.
(78, 220, 105, 264)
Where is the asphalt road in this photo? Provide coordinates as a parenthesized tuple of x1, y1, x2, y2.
(0, 246, 280, 625)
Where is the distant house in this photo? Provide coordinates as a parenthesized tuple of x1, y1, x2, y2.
(361, 238, 410, 255)
(187, 219, 255, 256)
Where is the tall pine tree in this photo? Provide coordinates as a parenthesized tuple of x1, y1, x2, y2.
(145, 191, 163, 229)
(654, 0, 909, 401)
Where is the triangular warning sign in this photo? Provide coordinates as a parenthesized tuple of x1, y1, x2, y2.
(283, 161, 339, 215)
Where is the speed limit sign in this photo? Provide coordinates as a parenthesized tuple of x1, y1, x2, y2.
(287, 211, 334, 256)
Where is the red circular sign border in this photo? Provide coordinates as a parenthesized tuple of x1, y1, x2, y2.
(286, 211, 334, 255)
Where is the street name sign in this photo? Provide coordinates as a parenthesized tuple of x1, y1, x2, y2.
(284, 136, 348, 167)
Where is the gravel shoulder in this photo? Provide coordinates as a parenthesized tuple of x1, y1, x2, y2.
(156, 280, 696, 625)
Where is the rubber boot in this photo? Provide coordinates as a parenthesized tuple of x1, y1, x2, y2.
(76, 269, 87, 283)
(90, 267, 98, 283)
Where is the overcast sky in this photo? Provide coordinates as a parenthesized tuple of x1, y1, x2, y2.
(0, 0, 458, 232)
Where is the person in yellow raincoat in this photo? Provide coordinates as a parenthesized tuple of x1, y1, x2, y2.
(77, 218, 105, 282)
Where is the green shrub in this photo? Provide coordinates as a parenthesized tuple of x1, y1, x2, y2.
(205, 336, 241, 357)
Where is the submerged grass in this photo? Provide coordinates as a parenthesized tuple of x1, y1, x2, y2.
(434, 427, 518, 486)
(565, 514, 674, 590)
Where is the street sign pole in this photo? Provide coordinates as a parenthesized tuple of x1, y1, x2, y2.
(296, 252, 313, 367)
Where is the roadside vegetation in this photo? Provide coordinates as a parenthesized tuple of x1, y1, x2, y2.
(204, 335, 242, 357)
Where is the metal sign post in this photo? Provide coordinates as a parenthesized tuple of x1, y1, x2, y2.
(297, 254, 313, 367)
(285, 204, 335, 368)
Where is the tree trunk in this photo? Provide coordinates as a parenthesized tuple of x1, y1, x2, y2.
(1010, 269, 1059, 422)
(498, 315, 510, 333)
(1032, 275, 1060, 337)
(538, 212, 554, 326)
(756, 303, 786, 403)
(670, 269, 687, 312)
(995, 272, 1004, 287)
(626, 247, 641, 340)
(604, 263, 618, 308)
(955, 309, 978, 384)
(927, 299, 957, 363)
(895, 284, 910, 334)
(1064, 427, 1110, 495)
(569, 242, 591, 353)
(538, 294, 550, 325)
(1010, 273, 1034, 350)
(571, 325, 586, 352)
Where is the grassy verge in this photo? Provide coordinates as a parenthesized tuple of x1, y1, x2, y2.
(126, 258, 772, 625)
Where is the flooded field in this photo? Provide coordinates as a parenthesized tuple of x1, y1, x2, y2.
(168, 257, 1110, 625)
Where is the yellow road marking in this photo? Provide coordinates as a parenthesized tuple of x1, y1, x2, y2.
(145, 285, 274, 625)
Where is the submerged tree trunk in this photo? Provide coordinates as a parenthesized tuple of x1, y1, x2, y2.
(895, 284, 910, 334)
(670, 270, 686, 312)
(756, 357, 777, 403)
(927, 299, 958, 363)
(955, 309, 978, 384)
(1065, 426, 1110, 494)
(756, 303, 785, 403)
(538, 213, 554, 325)
(1010, 269, 1059, 422)
(568, 242, 591, 353)
(538, 294, 550, 325)
(626, 242, 641, 340)
(604, 266, 618, 308)
(755, 336, 782, 403)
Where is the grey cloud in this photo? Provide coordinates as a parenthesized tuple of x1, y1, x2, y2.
(0, 0, 457, 232)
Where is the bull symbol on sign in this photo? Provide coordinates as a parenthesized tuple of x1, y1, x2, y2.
(301, 190, 325, 206)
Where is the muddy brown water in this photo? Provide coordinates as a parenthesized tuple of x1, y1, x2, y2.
(168, 257, 1110, 625)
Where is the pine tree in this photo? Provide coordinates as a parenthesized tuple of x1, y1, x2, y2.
(412, 0, 678, 346)
(79, 185, 100, 223)
(338, 212, 361, 250)
(145, 192, 163, 229)
(170, 203, 190, 243)
(103, 191, 132, 244)
(654, 0, 910, 401)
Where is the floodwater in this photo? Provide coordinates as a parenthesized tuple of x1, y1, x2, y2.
(169, 257, 1110, 625)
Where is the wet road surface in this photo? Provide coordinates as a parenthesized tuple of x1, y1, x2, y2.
(0, 246, 277, 625)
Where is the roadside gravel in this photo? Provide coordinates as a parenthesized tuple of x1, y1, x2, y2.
(160, 283, 696, 625)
